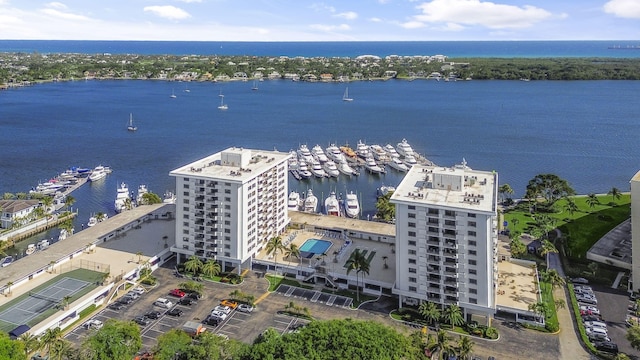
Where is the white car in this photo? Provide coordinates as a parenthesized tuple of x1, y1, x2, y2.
(154, 298, 174, 309)
(210, 310, 228, 320)
(585, 326, 608, 337)
(213, 305, 232, 315)
(131, 287, 145, 295)
(83, 319, 103, 330)
(579, 305, 600, 315)
(237, 304, 254, 313)
(577, 295, 597, 305)
(584, 321, 607, 330)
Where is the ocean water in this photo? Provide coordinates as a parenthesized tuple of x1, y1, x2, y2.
(1, 78, 638, 255)
(1, 40, 640, 58)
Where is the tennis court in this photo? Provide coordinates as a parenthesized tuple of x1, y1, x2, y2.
(0, 268, 105, 332)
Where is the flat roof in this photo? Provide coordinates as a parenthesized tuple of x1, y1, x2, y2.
(496, 260, 540, 313)
(390, 163, 496, 213)
(169, 147, 290, 182)
(587, 218, 632, 267)
(288, 211, 395, 238)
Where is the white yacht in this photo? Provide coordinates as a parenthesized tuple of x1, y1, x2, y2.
(356, 140, 370, 158)
(114, 182, 131, 213)
(344, 191, 360, 218)
(396, 138, 415, 158)
(337, 158, 358, 176)
(297, 144, 314, 163)
(403, 154, 418, 168)
(297, 160, 312, 179)
(303, 189, 318, 213)
(377, 185, 396, 197)
(311, 145, 329, 163)
(322, 160, 340, 177)
(325, 144, 346, 163)
(87, 216, 98, 227)
(370, 144, 389, 162)
(389, 157, 410, 172)
(58, 228, 69, 242)
(163, 191, 177, 204)
(309, 159, 327, 178)
(324, 191, 341, 216)
(288, 151, 299, 171)
(136, 184, 149, 205)
(384, 144, 400, 158)
(364, 156, 385, 174)
(88, 165, 108, 182)
(288, 191, 301, 211)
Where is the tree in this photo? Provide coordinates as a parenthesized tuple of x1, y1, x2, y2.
(18, 332, 40, 359)
(586, 193, 600, 208)
(375, 192, 395, 222)
(283, 243, 301, 262)
(49, 338, 73, 360)
(627, 324, 640, 351)
(525, 174, 575, 205)
(441, 304, 465, 328)
(563, 197, 579, 216)
(614, 353, 631, 360)
(265, 236, 286, 273)
(509, 236, 526, 258)
(40, 196, 54, 213)
(541, 269, 565, 289)
(83, 319, 142, 360)
(540, 239, 558, 257)
(345, 249, 370, 302)
(419, 301, 441, 326)
(554, 299, 566, 310)
(608, 187, 622, 203)
(429, 329, 452, 360)
(64, 195, 75, 211)
(61, 295, 72, 310)
(183, 255, 203, 275)
(41, 327, 63, 355)
(153, 329, 192, 360)
(533, 213, 557, 239)
(528, 302, 549, 321)
(498, 183, 514, 204)
(5, 281, 13, 295)
(178, 280, 204, 294)
(456, 336, 475, 360)
(588, 262, 599, 276)
(140, 192, 162, 205)
(0, 332, 24, 360)
(201, 259, 221, 278)
(96, 212, 107, 222)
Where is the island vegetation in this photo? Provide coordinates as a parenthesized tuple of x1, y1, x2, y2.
(1, 52, 640, 88)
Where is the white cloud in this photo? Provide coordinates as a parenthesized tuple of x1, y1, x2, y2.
(177, 0, 202, 2)
(40, 8, 90, 21)
(369, 17, 382, 22)
(413, 0, 552, 29)
(309, 23, 351, 32)
(604, 0, 640, 19)
(333, 11, 358, 20)
(310, 3, 336, 13)
(400, 21, 425, 29)
(144, 5, 191, 20)
(46, 2, 67, 9)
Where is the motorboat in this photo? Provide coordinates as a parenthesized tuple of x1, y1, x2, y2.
(288, 191, 301, 211)
(364, 156, 385, 174)
(303, 189, 318, 213)
(136, 184, 149, 205)
(87, 216, 98, 227)
(58, 228, 69, 242)
(389, 157, 410, 172)
(337, 159, 358, 176)
(36, 239, 50, 250)
(309, 159, 327, 178)
(297, 160, 312, 179)
(403, 154, 418, 168)
(324, 191, 341, 216)
(396, 138, 415, 158)
(384, 144, 400, 159)
(297, 144, 314, 163)
(322, 160, 340, 177)
(377, 185, 396, 197)
(344, 191, 360, 218)
(31, 181, 64, 195)
(339, 145, 357, 159)
(1, 256, 13, 267)
(311, 145, 329, 163)
(370, 144, 389, 162)
(88, 165, 108, 182)
(326, 144, 346, 163)
(356, 140, 370, 158)
(25, 244, 36, 255)
(288, 151, 299, 171)
(114, 182, 131, 213)
(163, 191, 176, 204)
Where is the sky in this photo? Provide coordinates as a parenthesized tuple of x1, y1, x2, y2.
(0, 0, 639, 41)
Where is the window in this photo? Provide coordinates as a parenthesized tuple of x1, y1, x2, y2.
(408, 222, 416, 228)
(409, 277, 417, 283)
(183, 207, 189, 211)
(183, 184, 189, 189)
(470, 279, 477, 284)
(468, 259, 477, 266)
(408, 259, 416, 264)
(182, 221, 189, 226)
(469, 250, 477, 256)
(225, 197, 231, 202)
(468, 213, 476, 218)
(408, 231, 416, 237)
(409, 286, 417, 292)
(408, 240, 416, 246)
(470, 288, 477, 294)
(444, 210, 455, 217)
(445, 220, 456, 226)
(224, 229, 230, 233)
(408, 205, 416, 210)
(225, 189, 231, 194)
(468, 221, 476, 227)
(224, 221, 231, 225)
(408, 249, 416, 255)
(224, 205, 231, 210)
(224, 244, 231, 249)
(409, 268, 417, 274)
(469, 269, 477, 275)
(468, 231, 477, 237)
(183, 214, 189, 219)
(183, 191, 189, 196)
(408, 213, 416, 219)
(468, 240, 477, 246)
(469, 298, 477, 304)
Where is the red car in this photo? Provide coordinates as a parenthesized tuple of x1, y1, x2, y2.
(169, 289, 186, 298)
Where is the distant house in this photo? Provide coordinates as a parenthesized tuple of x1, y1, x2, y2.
(319, 73, 333, 82)
(0, 199, 40, 229)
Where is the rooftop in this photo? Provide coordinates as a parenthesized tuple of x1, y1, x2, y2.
(169, 147, 291, 182)
(390, 161, 497, 213)
(587, 218, 632, 269)
(496, 259, 540, 314)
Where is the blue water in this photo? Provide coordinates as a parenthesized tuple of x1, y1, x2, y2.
(1, 79, 638, 255)
(299, 239, 333, 259)
(1, 40, 640, 58)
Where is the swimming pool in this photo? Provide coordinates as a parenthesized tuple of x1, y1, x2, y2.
(299, 239, 333, 259)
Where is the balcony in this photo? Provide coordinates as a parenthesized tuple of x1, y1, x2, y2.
(444, 267, 457, 275)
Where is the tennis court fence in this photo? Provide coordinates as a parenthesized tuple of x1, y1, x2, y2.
(57, 259, 110, 275)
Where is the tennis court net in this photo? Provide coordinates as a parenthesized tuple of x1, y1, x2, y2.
(29, 291, 60, 303)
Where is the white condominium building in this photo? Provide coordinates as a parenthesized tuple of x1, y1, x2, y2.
(169, 147, 291, 272)
(391, 160, 498, 322)
(631, 170, 640, 291)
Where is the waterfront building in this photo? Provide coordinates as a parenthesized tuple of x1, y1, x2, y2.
(390, 160, 499, 322)
(169, 147, 291, 271)
(631, 171, 640, 291)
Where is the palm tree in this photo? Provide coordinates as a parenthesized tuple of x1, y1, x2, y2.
(183, 255, 203, 276)
(283, 244, 301, 262)
(61, 295, 72, 310)
(456, 336, 475, 360)
(563, 197, 579, 216)
(18, 332, 40, 359)
(124, 197, 133, 211)
(441, 304, 464, 328)
(345, 249, 370, 302)
(608, 187, 622, 203)
(265, 236, 286, 273)
(498, 183, 514, 204)
(49, 338, 73, 360)
(528, 302, 549, 321)
(429, 329, 452, 360)
(41, 327, 63, 355)
(554, 299, 566, 310)
(201, 259, 221, 278)
(541, 269, 565, 288)
(540, 239, 558, 257)
(95, 212, 106, 222)
(586, 193, 600, 208)
(5, 281, 13, 296)
(64, 195, 75, 212)
(40, 196, 54, 213)
(419, 301, 441, 326)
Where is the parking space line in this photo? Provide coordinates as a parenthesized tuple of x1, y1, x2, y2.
(254, 291, 271, 305)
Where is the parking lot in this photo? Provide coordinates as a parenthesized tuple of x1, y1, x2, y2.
(590, 285, 640, 357)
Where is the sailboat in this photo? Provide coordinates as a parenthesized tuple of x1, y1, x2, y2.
(170, 89, 177, 98)
(184, 83, 190, 93)
(342, 87, 353, 102)
(218, 92, 228, 110)
(251, 80, 258, 91)
(127, 113, 137, 131)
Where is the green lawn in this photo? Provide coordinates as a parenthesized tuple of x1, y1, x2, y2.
(265, 275, 314, 291)
(539, 281, 559, 333)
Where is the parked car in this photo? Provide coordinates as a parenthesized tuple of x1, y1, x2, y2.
(577, 296, 598, 305)
(83, 319, 104, 330)
(571, 277, 589, 285)
(154, 298, 174, 309)
(588, 333, 610, 343)
(220, 299, 238, 309)
(145, 311, 162, 320)
(210, 310, 228, 321)
(594, 341, 618, 354)
(169, 289, 186, 298)
(579, 305, 600, 315)
(187, 292, 202, 300)
(131, 287, 145, 295)
(237, 304, 254, 313)
(167, 308, 184, 317)
(108, 302, 125, 311)
(118, 297, 135, 305)
(134, 316, 150, 326)
(584, 321, 607, 330)
(586, 327, 608, 338)
(179, 298, 196, 306)
(213, 305, 232, 315)
(203, 315, 221, 326)
(125, 292, 140, 300)
(581, 315, 602, 322)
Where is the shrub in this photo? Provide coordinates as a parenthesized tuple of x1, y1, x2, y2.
(484, 326, 498, 339)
